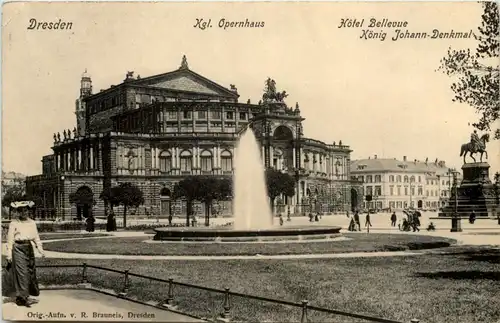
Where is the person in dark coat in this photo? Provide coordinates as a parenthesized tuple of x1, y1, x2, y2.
(354, 211, 361, 231)
(365, 211, 372, 229)
(469, 210, 476, 224)
(86, 216, 95, 232)
(390, 212, 397, 227)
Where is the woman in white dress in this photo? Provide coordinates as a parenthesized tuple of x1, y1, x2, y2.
(5, 201, 45, 307)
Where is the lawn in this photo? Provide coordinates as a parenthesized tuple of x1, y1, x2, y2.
(4, 246, 499, 323)
(39, 233, 110, 241)
(42, 233, 456, 256)
(1, 233, 110, 243)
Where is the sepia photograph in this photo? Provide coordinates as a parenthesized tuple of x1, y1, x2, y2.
(1, 1, 499, 322)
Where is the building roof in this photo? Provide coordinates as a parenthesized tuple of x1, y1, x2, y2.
(84, 56, 240, 101)
(350, 158, 453, 174)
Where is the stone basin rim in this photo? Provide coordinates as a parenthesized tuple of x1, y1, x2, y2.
(154, 226, 342, 233)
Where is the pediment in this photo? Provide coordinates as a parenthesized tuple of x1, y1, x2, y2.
(133, 69, 238, 98)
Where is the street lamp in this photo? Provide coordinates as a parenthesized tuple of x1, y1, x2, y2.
(449, 168, 462, 232)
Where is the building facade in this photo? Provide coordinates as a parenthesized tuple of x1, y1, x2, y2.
(26, 56, 361, 220)
(350, 155, 462, 211)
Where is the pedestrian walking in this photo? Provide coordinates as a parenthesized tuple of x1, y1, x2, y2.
(365, 211, 373, 229)
(354, 211, 361, 231)
(390, 212, 397, 227)
(5, 201, 45, 307)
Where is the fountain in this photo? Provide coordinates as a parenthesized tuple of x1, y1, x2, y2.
(233, 129, 273, 230)
(153, 127, 341, 242)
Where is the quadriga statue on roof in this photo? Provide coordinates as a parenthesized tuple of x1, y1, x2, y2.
(460, 129, 490, 164)
(262, 78, 288, 103)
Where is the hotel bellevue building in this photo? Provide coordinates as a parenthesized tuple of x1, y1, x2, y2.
(350, 155, 462, 211)
(26, 57, 361, 219)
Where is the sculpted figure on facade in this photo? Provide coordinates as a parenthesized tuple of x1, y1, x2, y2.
(57, 132, 61, 142)
(73, 127, 77, 138)
(63, 129, 67, 140)
(53, 133, 57, 143)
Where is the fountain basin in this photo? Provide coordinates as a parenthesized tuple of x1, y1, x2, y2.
(153, 225, 342, 242)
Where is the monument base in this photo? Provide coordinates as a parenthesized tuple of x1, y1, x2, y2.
(439, 163, 500, 219)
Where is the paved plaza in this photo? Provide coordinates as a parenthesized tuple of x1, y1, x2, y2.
(2, 212, 499, 320)
(2, 289, 204, 322)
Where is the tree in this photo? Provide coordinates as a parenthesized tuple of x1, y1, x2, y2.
(69, 187, 94, 220)
(173, 176, 233, 227)
(438, 2, 499, 139)
(100, 183, 144, 228)
(265, 168, 296, 215)
(2, 182, 26, 220)
(100, 187, 117, 231)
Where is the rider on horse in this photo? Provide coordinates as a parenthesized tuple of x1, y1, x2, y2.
(470, 130, 483, 152)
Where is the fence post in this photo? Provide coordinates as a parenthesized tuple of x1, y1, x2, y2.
(218, 287, 232, 322)
(81, 263, 88, 284)
(161, 278, 177, 309)
(301, 300, 309, 323)
(119, 270, 129, 296)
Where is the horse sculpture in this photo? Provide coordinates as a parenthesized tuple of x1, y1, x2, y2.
(460, 133, 489, 164)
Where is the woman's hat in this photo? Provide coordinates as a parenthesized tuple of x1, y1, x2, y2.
(10, 201, 35, 209)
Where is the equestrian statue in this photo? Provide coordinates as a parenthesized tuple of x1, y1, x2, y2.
(460, 130, 489, 164)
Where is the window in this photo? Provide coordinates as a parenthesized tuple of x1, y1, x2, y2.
(180, 150, 192, 172)
(404, 187, 408, 195)
(404, 176, 409, 183)
(198, 111, 206, 119)
(239, 112, 246, 120)
(389, 175, 395, 182)
(366, 175, 373, 183)
(366, 186, 373, 196)
(375, 175, 381, 183)
(389, 186, 394, 195)
(159, 151, 172, 173)
(418, 186, 423, 195)
(410, 176, 415, 183)
(418, 176, 421, 183)
(226, 111, 234, 120)
(221, 150, 232, 172)
(375, 186, 382, 196)
(211, 111, 221, 119)
(411, 187, 415, 196)
(397, 186, 401, 195)
(168, 111, 177, 119)
(396, 175, 401, 182)
(183, 111, 192, 119)
(200, 150, 212, 171)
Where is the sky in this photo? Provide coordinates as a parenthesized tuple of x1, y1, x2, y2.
(2, 1, 499, 176)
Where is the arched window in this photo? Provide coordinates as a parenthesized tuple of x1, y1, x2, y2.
(159, 151, 171, 173)
(221, 150, 232, 172)
(180, 150, 192, 172)
(410, 175, 415, 183)
(396, 175, 401, 182)
(200, 150, 213, 172)
(404, 175, 409, 183)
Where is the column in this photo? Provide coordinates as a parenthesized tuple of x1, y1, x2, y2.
(269, 146, 274, 168)
(261, 146, 265, 163)
(152, 147, 156, 169)
(212, 147, 217, 169)
(293, 148, 296, 169)
(77, 148, 82, 171)
(217, 146, 221, 169)
(90, 144, 94, 170)
(176, 147, 180, 169)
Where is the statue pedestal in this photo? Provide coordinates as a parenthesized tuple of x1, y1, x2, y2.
(439, 163, 499, 218)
